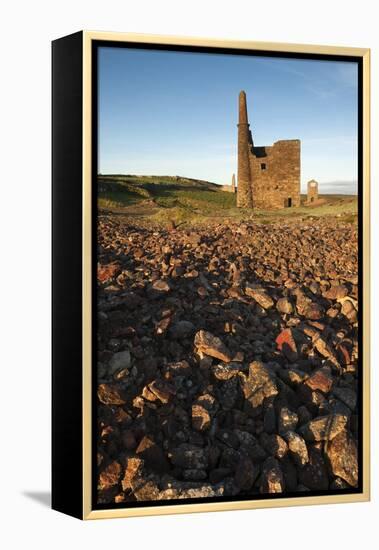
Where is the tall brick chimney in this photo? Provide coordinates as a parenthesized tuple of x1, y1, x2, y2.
(231, 173, 236, 192)
(237, 91, 253, 208)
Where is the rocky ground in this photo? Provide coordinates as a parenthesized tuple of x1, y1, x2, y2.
(96, 215, 359, 505)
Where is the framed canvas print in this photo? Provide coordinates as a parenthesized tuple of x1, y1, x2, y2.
(52, 31, 370, 520)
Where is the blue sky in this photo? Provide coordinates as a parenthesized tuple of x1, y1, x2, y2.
(98, 47, 358, 194)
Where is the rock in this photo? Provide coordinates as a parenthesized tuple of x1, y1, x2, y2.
(122, 429, 137, 450)
(158, 480, 225, 500)
(209, 468, 232, 484)
(182, 469, 208, 481)
(98, 262, 120, 283)
(298, 446, 329, 490)
(151, 279, 171, 292)
(333, 387, 357, 410)
(304, 367, 333, 394)
(260, 457, 285, 493)
(212, 362, 247, 380)
(219, 377, 239, 410)
(245, 284, 274, 309)
(136, 436, 170, 473)
(276, 297, 293, 314)
(241, 361, 278, 410)
(283, 431, 309, 466)
(280, 456, 298, 491)
(192, 394, 216, 431)
(313, 336, 338, 364)
(96, 216, 359, 503)
(142, 379, 175, 404)
(304, 303, 324, 320)
(169, 444, 208, 470)
(97, 383, 126, 405)
(121, 457, 144, 491)
(278, 407, 298, 434)
(155, 316, 171, 335)
(169, 320, 195, 339)
(260, 433, 288, 459)
(275, 328, 298, 362)
(216, 429, 240, 449)
(234, 430, 267, 462)
(108, 350, 131, 374)
(166, 360, 192, 377)
(263, 403, 276, 434)
(299, 414, 348, 441)
(134, 479, 161, 501)
(325, 431, 358, 487)
(194, 330, 233, 362)
(323, 284, 348, 300)
(341, 299, 358, 323)
(98, 461, 121, 491)
(234, 456, 259, 490)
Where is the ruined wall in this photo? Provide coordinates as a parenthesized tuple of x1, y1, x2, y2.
(236, 91, 300, 210)
(249, 139, 301, 209)
(307, 179, 318, 203)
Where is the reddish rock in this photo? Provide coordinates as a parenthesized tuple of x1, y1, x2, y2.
(276, 328, 298, 362)
(98, 461, 121, 491)
(305, 367, 333, 394)
(97, 262, 120, 283)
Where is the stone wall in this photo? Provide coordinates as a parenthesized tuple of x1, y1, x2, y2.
(307, 179, 318, 203)
(249, 140, 301, 209)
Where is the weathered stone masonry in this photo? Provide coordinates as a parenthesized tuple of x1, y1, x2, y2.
(307, 179, 318, 203)
(237, 91, 301, 209)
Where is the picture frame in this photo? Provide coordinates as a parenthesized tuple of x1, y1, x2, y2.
(52, 31, 370, 520)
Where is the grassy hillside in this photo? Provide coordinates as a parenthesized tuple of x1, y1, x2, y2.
(97, 175, 357, 226)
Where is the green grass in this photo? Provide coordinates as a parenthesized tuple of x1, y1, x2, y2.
(97, 175, 357, 226)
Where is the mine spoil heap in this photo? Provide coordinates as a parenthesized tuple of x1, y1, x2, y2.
(96, 217, 359, 504)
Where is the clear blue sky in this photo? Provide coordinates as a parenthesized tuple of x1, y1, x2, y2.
(98, 47, 358, 194)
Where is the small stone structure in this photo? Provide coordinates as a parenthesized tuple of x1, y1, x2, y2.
(307, 179, 318, 203)
(236, 91, 301, 209)
(220, 173, 237, 193)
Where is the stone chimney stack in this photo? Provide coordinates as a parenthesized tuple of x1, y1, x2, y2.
(237, 91, 253, 208)
(231, 173, 236, 192)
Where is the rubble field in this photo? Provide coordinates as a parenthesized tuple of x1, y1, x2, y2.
(96, 215, 359, 504)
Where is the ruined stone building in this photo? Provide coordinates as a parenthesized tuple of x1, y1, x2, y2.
(237, 91, 301, 209)
(307, 179, 318, 203)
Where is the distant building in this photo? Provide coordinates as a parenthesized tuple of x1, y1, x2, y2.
(236, 91, 301, 209)
(307, 179, 319, 203)
(220, 173, 237, 193)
